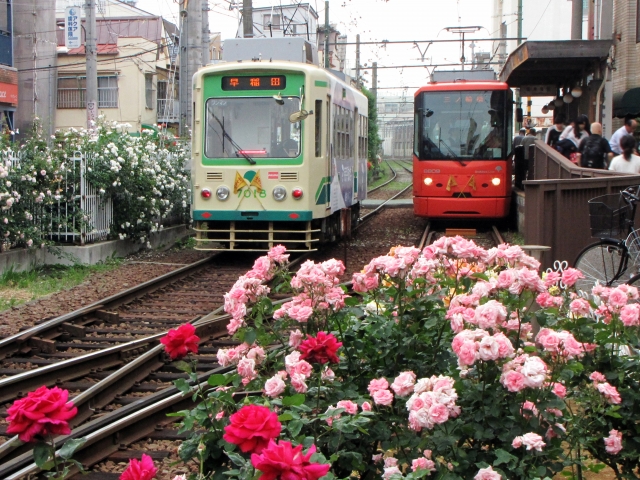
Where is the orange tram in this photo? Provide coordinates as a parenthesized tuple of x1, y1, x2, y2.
(413, 78, 513, 219)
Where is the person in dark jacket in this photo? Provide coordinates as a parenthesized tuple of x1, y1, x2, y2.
(513, 128, 526, 148)
(577, 122, 613, 169)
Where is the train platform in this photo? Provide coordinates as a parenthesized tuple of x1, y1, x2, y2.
(361, 199, 413, 208)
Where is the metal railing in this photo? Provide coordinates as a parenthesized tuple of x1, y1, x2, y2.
(57, 88, 118, 109)
(157, 98, 179, 122)
(523, 140, 640, 269)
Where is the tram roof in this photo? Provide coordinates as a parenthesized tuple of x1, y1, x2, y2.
(499, 40, 612, 87)
(415, 81, 509, 96)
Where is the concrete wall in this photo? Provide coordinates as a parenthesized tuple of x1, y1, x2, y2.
(0, 225, 191, 273)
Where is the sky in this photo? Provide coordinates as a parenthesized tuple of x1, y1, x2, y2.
(134, 0, 573, 100)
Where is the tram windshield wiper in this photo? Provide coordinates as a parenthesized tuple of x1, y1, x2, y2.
(438, 138, 467, 166)
(211, 113, 256, 165)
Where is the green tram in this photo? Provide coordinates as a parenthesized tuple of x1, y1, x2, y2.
(191, 39, 368, 251)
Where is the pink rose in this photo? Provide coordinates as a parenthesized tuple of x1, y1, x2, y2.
(291, 374, 308, 393)
(391, 371, 417, 397)
(620, 304, 640, 327)
(289, 329, 303, 348)
(361, 401, 372, 412)
(597, 382, 622, 404)
(551, 382, 567, 398)
(500, 370, 525, 392)
(264, 375, 286, 398)
(604, 429, 623, 455)
(428, 403, 449, 424)
(372, 389, 394, 406)
(608, 288, 629, 308)
(513, 432, 545, 451)
(336, 400, 358, 415)
(237, 357, 257, 381)
(589, 371, 606, 384)
(569, 298, 591, 316)
(561, 268, 584, 287)
(474, 466, 502, 480)
(457, 340, 477, 366)
(477, 336, 500, 361)
(368, 378, 389, 394)
(321, 367, 335, 382)
(474, 300, 507, 330)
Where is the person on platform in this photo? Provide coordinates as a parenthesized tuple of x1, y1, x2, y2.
(521, 128, 537, 161)
(544, 115, 565, 149)
(513, 128, 526, 148)
(609, 134, 640, 174)
(609, 118, 638, 155)
(577, 122, 613, 169)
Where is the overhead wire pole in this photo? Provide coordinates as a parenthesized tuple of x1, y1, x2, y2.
(243, 0, 253, 38)
(179, 0, 188, 137)
(516, 0, 523, 131)
(85, 0, 98, 129)
(324, 1, 330, 69)
(355, 34, 360, 88)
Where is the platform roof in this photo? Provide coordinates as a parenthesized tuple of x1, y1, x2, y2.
(499, 40, 613, 87)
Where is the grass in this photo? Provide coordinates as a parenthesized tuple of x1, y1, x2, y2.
(0, 260, 121, 312)
(368, 162, 393, 189)
(501, 230, 525, 245)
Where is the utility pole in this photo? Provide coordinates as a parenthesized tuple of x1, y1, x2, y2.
(324, 1, 330, 69)
(355, 34, 360, 88)
(85, 0, 98, 129)
(179, 1, 188, 137)
(372, 62, 377, 101)
(571, 0, 583, 39)
(202, 1, 210, 65)
(517, 0, 522, 45)
(179, 0, 203, 136)
(243, 0, 253, 38)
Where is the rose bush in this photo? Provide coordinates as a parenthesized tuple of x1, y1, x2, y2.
(163, 239, 640, 480)
(0, 119, 190, 250)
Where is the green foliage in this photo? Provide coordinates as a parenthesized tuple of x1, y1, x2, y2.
(0, 118, 190, 251)
(362, 86, 382, 161)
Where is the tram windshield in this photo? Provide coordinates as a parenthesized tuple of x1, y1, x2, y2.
(414, 89, 512, 160)
(204, 97, 301, 159)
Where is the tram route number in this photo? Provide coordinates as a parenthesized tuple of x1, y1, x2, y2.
(238, 189, 267, 198)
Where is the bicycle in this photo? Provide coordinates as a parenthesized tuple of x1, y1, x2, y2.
(573, 185, 640, 292)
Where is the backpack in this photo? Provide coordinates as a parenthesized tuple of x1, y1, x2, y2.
(556, 138, 577, 159)
(580, 136, 606, 169)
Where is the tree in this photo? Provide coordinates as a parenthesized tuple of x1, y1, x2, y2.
(362, 86, 381, 162)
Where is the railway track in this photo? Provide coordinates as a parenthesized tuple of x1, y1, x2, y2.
(421, 221, 506, 249)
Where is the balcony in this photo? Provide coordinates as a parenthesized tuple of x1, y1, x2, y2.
(157, 98, 179, 123)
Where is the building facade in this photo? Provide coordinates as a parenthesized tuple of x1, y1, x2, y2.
(0, 0, 17, 133)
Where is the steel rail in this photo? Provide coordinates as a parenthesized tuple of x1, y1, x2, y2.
(360, 160, 413, 224)
(367, 160, 398, 194)
(0, 255, 217, 359)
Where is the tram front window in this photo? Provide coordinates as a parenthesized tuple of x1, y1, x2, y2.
(414, 90, 511, 160)
(204, 97, 301, 159)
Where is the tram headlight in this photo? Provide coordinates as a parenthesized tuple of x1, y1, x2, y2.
(491, 177, 501, 186)
(216, 186, 230, 201)
(424, 177, 433, 186)
(273, 186, 287, 201)
(292, 188, 303, 199)
(201, 188, 212, 199)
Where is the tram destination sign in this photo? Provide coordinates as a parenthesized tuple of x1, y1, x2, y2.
(221, 76, 286, 91)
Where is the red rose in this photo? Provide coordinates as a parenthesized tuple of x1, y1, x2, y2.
(160, 323, 200, 360)
(251, 440, 331, 480)
(223, 404, 282, 453)
(6, 386, 77, 442)
(120, 453, 157, 480)
(299, 332, 342, 364)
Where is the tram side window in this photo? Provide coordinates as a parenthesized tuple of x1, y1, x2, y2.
(315, 100, 322, 157)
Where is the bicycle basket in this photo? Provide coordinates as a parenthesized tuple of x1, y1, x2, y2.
(588, 194, 634, 238)
(626, 229, 640, 266)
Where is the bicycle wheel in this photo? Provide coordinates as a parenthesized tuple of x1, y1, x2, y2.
(574, 240, 628, 292)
